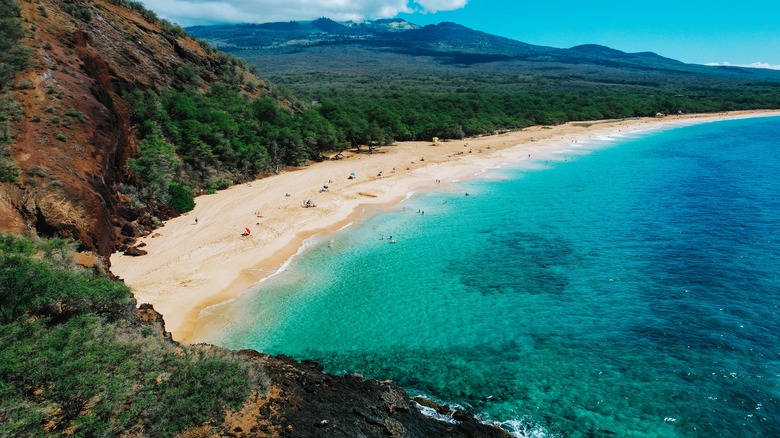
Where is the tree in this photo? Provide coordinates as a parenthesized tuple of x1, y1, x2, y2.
(168, 182, 195, 213)
(126, 127, 182, 205)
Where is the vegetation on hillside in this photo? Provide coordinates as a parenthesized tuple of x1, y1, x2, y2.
(0, 233, 263, 436)
(312, 85, 780, 141)
(0, 0, 30, 183)
(122, 84, 348, 211)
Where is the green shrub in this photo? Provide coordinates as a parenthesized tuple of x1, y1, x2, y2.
(161, 19, 188, 39)
(0, 156, 18, 182)
(0, 240, 133, 324)
(60, 0, 93, 21)
(126, 129, 182, 205)
(65, 107, 87, 122)
(174, 64, 202, 85)
(168, 182, 195, 213)
(26, 166, 46, 177)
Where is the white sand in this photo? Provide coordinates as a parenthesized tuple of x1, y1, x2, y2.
(109, 110, 780, 342)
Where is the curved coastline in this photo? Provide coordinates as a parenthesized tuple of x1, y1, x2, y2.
(109, 110, 780, 343)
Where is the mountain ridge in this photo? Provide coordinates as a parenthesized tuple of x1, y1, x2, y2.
(188, 18, 680, 65)
(187, 17, 780, 82)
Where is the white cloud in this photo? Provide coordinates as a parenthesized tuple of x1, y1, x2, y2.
(706, 61, 780, 71)
(414, 0, 467, 13)
(139, 0, 468, 26)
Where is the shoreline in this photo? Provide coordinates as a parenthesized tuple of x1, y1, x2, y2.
(109, 110, 780, 343)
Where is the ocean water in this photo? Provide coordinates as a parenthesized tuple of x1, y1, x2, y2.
(201, 116, 780, 437)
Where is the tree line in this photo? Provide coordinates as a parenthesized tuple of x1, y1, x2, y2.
(124, 74, 780, 214)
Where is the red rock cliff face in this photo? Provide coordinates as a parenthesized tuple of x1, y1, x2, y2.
(0, 0, 265, 262)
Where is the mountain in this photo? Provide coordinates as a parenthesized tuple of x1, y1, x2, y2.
(188, 18, 780, 93)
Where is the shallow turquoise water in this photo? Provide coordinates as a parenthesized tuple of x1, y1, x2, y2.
(203, 116, 780, 437)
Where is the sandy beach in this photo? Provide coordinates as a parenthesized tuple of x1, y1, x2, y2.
(109, 110, 780, 342)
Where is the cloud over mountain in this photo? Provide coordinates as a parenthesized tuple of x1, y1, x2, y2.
(706, 61, 780, 71)
(140, 0, 468, 26)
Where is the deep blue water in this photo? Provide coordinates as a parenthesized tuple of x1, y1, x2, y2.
(201, 116, 780, 437)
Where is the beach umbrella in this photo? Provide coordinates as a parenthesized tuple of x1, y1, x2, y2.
(323, 185, 329, 189)
(245, 227, 251, 235)
(350, 172, 356, 176)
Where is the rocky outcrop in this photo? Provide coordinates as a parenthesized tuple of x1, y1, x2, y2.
(128, 304, 510, 437)
(223, 350, 510, 437)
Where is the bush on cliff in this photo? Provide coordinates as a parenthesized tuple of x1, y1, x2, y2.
(0, 234, 263, 437)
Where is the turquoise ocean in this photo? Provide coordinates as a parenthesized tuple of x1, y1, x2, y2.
(200, 116, 780, 437)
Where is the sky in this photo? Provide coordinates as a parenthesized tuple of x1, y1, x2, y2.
(139, 0, 780, 69)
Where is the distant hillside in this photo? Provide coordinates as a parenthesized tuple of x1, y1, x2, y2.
(188, 18, 780, 86)
(187, 18, 780, 146)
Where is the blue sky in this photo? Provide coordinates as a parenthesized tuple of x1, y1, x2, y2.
(140, 0, 780, 68)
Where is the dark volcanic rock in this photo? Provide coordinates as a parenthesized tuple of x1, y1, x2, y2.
(123, 246, 147, 256)
(121, 222, 141, 237)
(235, 350, 511, 437)
(413, 396, 451, 415)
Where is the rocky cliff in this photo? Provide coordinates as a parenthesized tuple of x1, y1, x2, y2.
(0, 0, 266, 263)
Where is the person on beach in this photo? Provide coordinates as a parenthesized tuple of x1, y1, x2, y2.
(194, 218, 198, 224)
